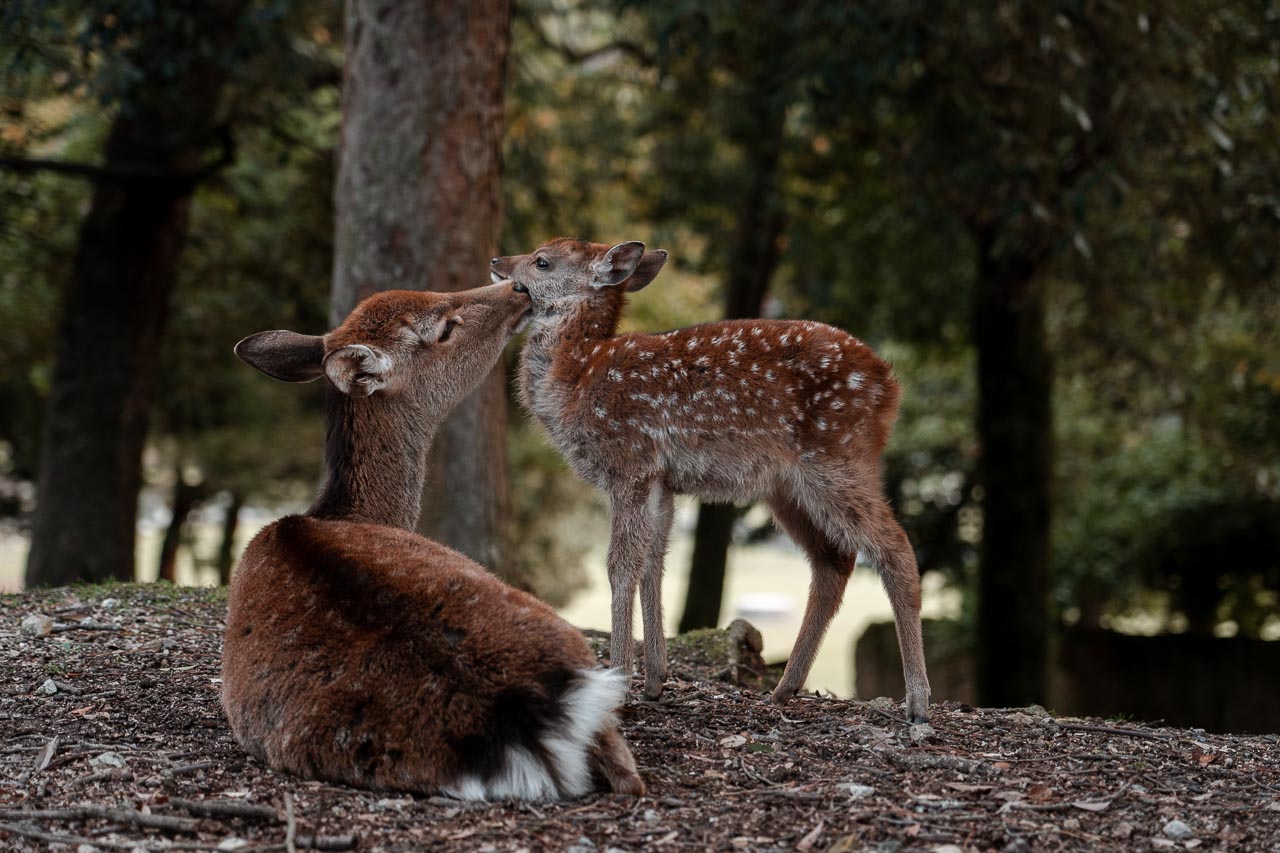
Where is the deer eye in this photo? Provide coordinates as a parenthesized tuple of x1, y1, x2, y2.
(438, 318, 460, 343)
(535, 257, 549, 270)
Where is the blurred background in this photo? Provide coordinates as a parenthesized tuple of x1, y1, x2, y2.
(1, 1, 1277, 731)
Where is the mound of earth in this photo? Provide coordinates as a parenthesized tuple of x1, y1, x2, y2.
(2, 584, 1279, 851)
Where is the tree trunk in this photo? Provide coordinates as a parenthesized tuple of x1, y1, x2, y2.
(217, 491, 245, 586)
(157, 471, 205, 584)
(678, 116, 787, 631)
(973, 226, 1054, 707)
(24, 1, 247, 587)
(331, 0, 517, 579)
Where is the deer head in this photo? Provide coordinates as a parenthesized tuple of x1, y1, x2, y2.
(234, 283, 530, 410)
(489, 239, 668, 323)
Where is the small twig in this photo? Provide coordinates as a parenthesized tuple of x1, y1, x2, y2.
(164, 760, 217, 778)
(294, 834, 357, 851)
(284, 792, 297, 853)
(167, 796, 278, 821)
(71, 769, 134, 786)
(863, 705, 908, 726)
(0, 823, 136, 850)
(1056, 721, 1174, 741)
(0, 806, 199, 833)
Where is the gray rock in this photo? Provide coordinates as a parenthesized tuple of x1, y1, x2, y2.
(1163, 819, 1193, 840)
(100, 598, 119, 610)
(21, 614, 53, 637)
(566, 837, 596, 853)
(909, 722, 937, 743)
(90, 751, 127, 769)
(643, 809, 661, 823)
(38, 678, 58, 695)
(837, 782, 876, 799)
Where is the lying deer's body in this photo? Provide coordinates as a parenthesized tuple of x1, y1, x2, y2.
(221, 284, 643, 799)
(495, 239, 931, 722)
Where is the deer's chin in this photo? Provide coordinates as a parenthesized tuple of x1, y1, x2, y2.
(490, 270, 505, 284)
(510, 307, 533, 335)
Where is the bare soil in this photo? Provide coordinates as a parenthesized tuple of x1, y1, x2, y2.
(2, 585, 1279, 851)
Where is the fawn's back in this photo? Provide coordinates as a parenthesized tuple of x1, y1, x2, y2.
(529, 313, 900, 501)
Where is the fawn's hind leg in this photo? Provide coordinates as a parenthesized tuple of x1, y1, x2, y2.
(856, 497, 931, 722)
(639, 485, 675, 698)
(767, 494, 854, 705)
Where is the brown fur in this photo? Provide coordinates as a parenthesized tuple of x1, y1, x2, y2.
(494, 240, 931, 721)
(221, 283, 643, 798)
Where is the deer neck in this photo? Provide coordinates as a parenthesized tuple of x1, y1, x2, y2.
(307, 386, 435, 530)
(520, 288, 625, 419)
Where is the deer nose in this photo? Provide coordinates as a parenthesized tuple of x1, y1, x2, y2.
(490, 257, 502, 266)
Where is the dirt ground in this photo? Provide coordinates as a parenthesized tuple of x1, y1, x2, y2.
(2, 585, 1279, 852)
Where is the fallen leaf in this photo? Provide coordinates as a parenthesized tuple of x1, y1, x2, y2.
(32, 736, 58, 772)
(1028, 783, 1054, 803)
(719, 735, 747, 749)
(827, 835, 859, 853)
(1071, 800, 1111, 812)
(796, 820, 824, 851)
(1193, 750, 1217, 766)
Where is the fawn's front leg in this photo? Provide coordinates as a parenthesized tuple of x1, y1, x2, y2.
(639, 485, 675, 698)
(607, 482, 657, 682)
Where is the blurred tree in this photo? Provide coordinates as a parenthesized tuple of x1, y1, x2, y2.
(7, 1, 252, 586)
(331, 0, 521, 582)
(853, 0, 1279, 705)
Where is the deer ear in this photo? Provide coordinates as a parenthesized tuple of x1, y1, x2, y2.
(234, 331, 325, 383)
(593, 241, 646, 287)
(625, 249, 669, 293)
(324, 344, 394, 398)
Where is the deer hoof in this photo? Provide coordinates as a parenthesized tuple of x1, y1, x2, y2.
(905, 691, 931, 723)
(642, 678, 665, 700)
(769, 685, 797, 706)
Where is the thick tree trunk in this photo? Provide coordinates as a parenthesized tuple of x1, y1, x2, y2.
(678, 117, 787, 631)
(217, 491, 245, 586)
(332, 0, 517, 579)
(24, 1, 246, 587)
(157, 472, 205, 584)
(973, 227, 1054, 707)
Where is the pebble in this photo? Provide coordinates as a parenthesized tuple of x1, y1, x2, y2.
(643, 809, 661, 823)
(77, 845, 98, 853)
(100, 598, 119, 610)
(21, 614, 54, 637)
(908, 723, 937, 743)
(90, 751, 127, 769)
(565, 837, 596, 853)
(837, 782, 875, 799)
(38, 678, 58, 695)
(1163, 819, 1193, 840)
(216, 839, 249, 851)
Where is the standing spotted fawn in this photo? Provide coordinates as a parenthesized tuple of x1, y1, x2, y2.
(221, 282, 644, 800)
(493, 239, 931, 722)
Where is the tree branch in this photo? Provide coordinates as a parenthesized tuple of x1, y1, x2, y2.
(0, 127, 236, 186)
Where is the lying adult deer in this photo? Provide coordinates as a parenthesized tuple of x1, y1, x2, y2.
(221, 282, 644, 799)
(493, 239, 931, 722)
